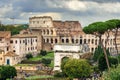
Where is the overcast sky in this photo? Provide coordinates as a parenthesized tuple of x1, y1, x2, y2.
(0, 0, 120, 27)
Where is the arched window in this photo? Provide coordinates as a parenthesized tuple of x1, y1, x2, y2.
(47, 29, 49, 35)
(84, 39, 86, 44)
(92, 39, 94, 44)
(47, 38, 49, 43)
(51, 30, 53, 35)
(62, 39, 64, 43)
(51, 38, 53, 43)
(80, 39, 82, 44)
(72, 39, 74, 43)
(66, 39, 69, 43)
(55, 39, 58, 43)
(95, 39, 97, 45)
(76, 39, 78, 43)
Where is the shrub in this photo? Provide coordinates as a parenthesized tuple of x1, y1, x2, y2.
(98, 55, 118, 71)
(41, 58, 51, 66)
(40, 50, 47, 56)
(25, 53, 33, 59)
(0, 66, 17, 80)
(63, 59, 92, 79)
(103, 65, 120, 80)
(54, 71, 66, 77)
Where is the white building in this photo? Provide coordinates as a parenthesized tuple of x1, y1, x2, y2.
(10, 34, 38, 58)
(53, 44, 90, 71)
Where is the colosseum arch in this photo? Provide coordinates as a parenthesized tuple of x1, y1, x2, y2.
(47, 29, 49, 35)
(66, 39, 69, 43)
(51, 30, 53, 35)
(55, 39, 58, 43)
(51, 38, 53, 43)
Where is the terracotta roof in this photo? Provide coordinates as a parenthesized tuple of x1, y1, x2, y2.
(12, 34, 37, 38)
(4, 51, 18, 57)
(0, 31, 11, 38)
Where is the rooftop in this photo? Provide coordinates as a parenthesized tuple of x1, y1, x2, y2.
(4, 51, 18, 57)
(12, 34, 37, 38)
(0, 31, 11, 38)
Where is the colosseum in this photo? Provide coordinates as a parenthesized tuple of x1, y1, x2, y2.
(29, 16, 117, 53)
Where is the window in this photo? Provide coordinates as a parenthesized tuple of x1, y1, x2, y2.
(62, 39, 64, 43)
(51, 30, 53, 35)
(10, 40, 13, 43)
(23, 40, 25, 43)
(51, 38, 53, 43)
(66, 39, 69, 43)
(15, 40, 17, 44)
(36, 39, 37, 42)
(55, 39, 58, 43)
(20, 40, 21, 44)
(92, 39, 94, 44)
(84, 39, 86, 44)
(72, 39, 74, 43)
(7, 47, 9, 51)
(47, 29, 49, 35)
(47, 39, 49, 43)
(80, 39, 82, 44)
(76, 39, 78, 43)
(13, 50, 16, 52)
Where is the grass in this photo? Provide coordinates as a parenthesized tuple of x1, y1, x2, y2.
(25, 75, 54, 80)
(15, 64, 36, 66)
(29, 51, 54, 61)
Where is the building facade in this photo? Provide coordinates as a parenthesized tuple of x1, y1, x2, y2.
(10, 34, 38, 58)
(29, 16, 115, 53)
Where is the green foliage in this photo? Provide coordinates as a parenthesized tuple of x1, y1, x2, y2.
(54, 71, 66, 77)
(0, 24, 28, 35)
(103, 65, 120, 80)
(0, 66, 17, 80)
(98, 55, 108, 71)
(83, 22, 109, 34)
(98, 55, 118, 71)
(26, 53, 33, 59)
(106, 19, 120, 28)
(93, 45, 110, 62)
(63, 59, 92, 78)
(40, 50, 47, 56)
(41, 58, 51, 66)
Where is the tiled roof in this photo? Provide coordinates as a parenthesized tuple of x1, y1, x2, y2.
(0, 31, 11, 37)
(4, 51, 18, 57)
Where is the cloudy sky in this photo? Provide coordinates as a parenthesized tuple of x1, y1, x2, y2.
(0, 0, 120, 27)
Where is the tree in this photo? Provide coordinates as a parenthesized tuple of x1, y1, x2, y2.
(25, 53, 33, 59)
(83, 22, 111, 71)
(93, 45, 110, 62)
(0, 66, 17, 80)
(98, 55, 118, 71)
(41, 58, 51, 66)
(40, 50, 47, 56)
(63, 59, 92, 79)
